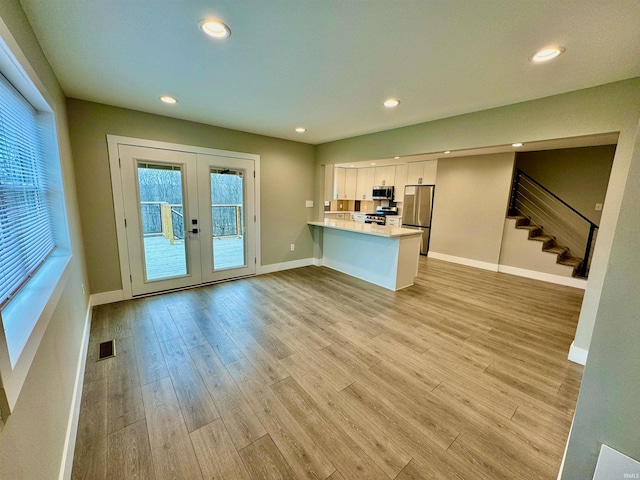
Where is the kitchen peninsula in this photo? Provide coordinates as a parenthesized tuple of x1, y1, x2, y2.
(308, 219, 422, 291)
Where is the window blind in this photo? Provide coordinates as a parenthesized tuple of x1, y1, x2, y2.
(0, 73, 55, 308)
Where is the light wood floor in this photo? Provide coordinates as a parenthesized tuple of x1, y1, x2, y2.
(72, 257, 584, 480)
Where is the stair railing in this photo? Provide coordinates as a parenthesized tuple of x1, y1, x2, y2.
(509, 168, 599, 277)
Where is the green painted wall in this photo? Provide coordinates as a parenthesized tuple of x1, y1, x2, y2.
(66, 99, 316, 294)
(561, 120, 640, 479)
(0, 2, 89, 479)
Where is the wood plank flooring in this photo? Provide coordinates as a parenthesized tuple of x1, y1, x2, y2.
(72, 257, 584, 479)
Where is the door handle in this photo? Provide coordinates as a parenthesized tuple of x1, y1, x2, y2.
(190, 228, 199, 234)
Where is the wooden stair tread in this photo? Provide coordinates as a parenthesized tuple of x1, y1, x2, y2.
(530, 235, 553, 242)
(558, 257, 582, 267)
(543, 246, 567, 255)
(507, 214, 586, 278)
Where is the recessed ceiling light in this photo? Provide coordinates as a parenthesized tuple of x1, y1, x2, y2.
(444, 151, 451, 154)
(512, 143, 523, 147)
(295, 127, 306, 133)
(199, 19, 231, 39)
(160, 95, 178, 104)
(531, 47, 565, 63)
(370, 162, 376, 165)
(393, 156, 400, 159)
(383, 99, 400, 108)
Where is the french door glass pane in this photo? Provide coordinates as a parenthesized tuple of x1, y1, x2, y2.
(137, 163, 187, 280)
(210, 168, 245, 270)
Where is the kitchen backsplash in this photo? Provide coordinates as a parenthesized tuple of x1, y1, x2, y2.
(329, 200, 377, 212)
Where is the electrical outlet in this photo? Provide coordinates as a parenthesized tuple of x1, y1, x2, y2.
(290, 243, 295, 252)
(305, 200, 313, 208)
(595, 203, 603, 211)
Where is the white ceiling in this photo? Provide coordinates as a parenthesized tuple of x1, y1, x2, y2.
(19, 0, 640, 145)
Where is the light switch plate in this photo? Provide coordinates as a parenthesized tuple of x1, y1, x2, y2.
(595, 203, 603, 211)
(305, 200, 313, 207)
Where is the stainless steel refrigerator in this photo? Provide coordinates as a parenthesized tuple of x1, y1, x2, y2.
(402, 185, 434, 255)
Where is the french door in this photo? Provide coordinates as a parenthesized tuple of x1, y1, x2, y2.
(118, 145, 256, 296)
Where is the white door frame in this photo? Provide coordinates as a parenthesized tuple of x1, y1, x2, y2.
(107, 135, 261, 299)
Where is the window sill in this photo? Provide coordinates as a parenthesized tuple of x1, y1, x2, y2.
(0, 252, 72, 413)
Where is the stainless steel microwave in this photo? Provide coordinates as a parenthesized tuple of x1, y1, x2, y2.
(372, 186, 394, 200)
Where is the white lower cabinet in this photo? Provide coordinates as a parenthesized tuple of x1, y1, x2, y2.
(386, 216, 402, 227)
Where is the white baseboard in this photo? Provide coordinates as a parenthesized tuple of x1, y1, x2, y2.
(256, 258, 314, 275)
(312, 258, 324, 267)
(427, 251, 499, 272)
(497, 265, 588, 290)
(568, 341, 588, 365)
(58, 303, 92, 480)
(90, 290, 124, 306)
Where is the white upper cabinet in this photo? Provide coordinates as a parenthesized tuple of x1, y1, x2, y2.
(394, 164, 408, 202)
(406, 162, 424, 185)
(324, 164, 334, 201)
(356, 167, 375, 200)
(345, 168, 358, 199)
(406, 161, 437, 185)
(334, 167, 346, 199)
(374, 166, 395, 186)
(334, 167, 358, 199)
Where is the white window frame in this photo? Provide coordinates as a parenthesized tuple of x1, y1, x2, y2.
(0, 22, 72, 417)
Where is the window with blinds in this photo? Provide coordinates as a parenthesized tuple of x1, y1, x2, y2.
(0, 73, 56, 308)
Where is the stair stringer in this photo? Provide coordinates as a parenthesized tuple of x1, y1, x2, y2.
(499, 218, 578, 279)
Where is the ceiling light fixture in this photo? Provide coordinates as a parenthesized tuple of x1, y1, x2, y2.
(444, 151, 451, 154)
(199, 19, 231, 39)
(370, 162, 376, 165)
(512, 143, 523, 147)
(160, 95, 178, 104)
(394, 156, 400, 159)
(295, 127, 306, 133)
(531, 46, 565, 63)
(383, 99, 400, 108)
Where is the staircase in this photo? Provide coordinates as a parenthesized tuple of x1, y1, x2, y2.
(507, 215, 585, 277)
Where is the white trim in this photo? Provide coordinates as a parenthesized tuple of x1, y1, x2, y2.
(497, 264, 587, 289)
(0, 256, 72, 414)
(90, 290, 124, 307)
(257, 258, 315, 275)
(106, 135, 261, 300)
(106, 135, 260, 161)
(313, 258, 324, 267)
(58, 303, 92, 480)
(106, 138, 133, 300)
(568, 341, 588, 365)
(556, 413, 575, 479)
(427, 251, 499, 272)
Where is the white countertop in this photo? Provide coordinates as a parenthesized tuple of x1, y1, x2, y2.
(308, 219, 421, 238)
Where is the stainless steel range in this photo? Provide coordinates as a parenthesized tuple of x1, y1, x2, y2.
(364, 206, 398, 225)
